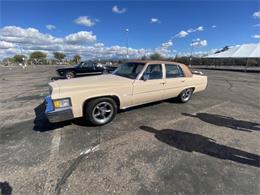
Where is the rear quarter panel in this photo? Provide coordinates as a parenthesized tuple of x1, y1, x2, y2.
(191, 75, 208, 93)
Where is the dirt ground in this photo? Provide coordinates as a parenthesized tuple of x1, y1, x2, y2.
(0, 65, 260, 195)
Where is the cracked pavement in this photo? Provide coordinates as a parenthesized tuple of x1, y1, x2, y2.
(0, 66, 260, 194)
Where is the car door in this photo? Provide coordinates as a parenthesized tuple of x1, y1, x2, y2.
(133, 64, 165, 105)
(79, 62, 93, 74)
(163, 64, 188, 99)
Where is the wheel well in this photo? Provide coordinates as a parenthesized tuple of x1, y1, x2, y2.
(83, 95, 120, 113)
(179, 87, 195, 96)
(66, 70, 75, 74)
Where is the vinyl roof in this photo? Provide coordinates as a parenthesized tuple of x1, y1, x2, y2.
(205, 43, 260, 58)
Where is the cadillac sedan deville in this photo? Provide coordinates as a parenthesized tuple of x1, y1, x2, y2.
(45, 61, 207, 125)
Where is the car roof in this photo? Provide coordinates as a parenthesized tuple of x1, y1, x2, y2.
(126, 60, 186, 66)
(126, 60, 193, 77)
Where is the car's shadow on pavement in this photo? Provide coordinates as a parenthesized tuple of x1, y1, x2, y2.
(51, 76, 66, 81)
(33, 103, 95, 132)
(182, 113, 260, 132)
(0, 181, 12, 195)
(33, 103, 70, 132)
(140, 126, 260, 168)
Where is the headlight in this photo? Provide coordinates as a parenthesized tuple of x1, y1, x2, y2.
(53, 98, 71, 109)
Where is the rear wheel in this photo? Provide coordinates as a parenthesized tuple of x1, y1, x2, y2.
(179, 88, 193, 103)
(85, 97, 117, 126)
(65, 71, 75, 79)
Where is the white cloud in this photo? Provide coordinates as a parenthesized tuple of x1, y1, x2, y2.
(0, 26, 149, 60)
(212, 25, 217, 28)
(0, 26, 61, 45)
(253, 24, 260, 27)
(253, 11, 260, 18)
(155, 40, 174, 56)
(252, 34, 260, 39)
(150, 18, 160, 24)
(175, 30, 189, 38)
(64, 31, 96, 44)
(187, 26, 204, 33)
(94, 43, 105, 48)
(197, 26, 204, 31)
(0, 41, 15, 49)
(161, 41, 173, 50)
(46, 24, 56, 30)
(174, 26, 203, 39)
(112, 5, 127, 14)
(74, 16, 98, 27)
(191, 38, 208, 47)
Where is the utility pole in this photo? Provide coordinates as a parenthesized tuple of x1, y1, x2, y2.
(125, 28, 129, 59)
(189, 40, 195, 67)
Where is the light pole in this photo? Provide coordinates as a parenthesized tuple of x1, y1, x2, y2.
(189, 40, 195, 67)
(125, 28, 129, 59)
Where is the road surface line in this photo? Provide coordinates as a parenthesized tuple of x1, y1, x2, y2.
(43, 129, 62, 195)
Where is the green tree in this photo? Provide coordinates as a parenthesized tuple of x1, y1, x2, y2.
(30, 51, 47, 60)
(73, 54, 81, 64)
(30, 51, 47, 64)
(13, 54, 27, 63)
(149, 53, 164, 60)
(2, 57, 14, 66)
(53, 52, 66, 62)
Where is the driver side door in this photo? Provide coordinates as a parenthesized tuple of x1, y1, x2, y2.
(132, 64, 165, 106)
(78, 62, 94, 74)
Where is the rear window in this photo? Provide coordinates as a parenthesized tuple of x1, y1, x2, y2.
(165, 64, 184, 78)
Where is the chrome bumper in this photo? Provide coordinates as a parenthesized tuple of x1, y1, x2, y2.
(45, 96, 74, 123)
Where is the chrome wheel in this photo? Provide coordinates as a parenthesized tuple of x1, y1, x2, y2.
(66, 72, 74, 79)
(182, 88, 193, 102)
(92, 101, 114, 124)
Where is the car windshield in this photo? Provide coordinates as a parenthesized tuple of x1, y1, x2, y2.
(113, 63, 145, 79)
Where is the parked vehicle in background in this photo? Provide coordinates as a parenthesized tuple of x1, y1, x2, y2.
(46, 60, 208, 125)
(56, 61, 117, 79)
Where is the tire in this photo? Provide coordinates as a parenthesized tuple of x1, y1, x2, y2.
(178, 88, 194, 103)
(85, 97, 117, 126)
(102, 69, 108, 74)
(65, 71, 75, 79)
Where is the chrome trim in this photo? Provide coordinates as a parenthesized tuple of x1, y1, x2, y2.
(45, 96, 74, 123)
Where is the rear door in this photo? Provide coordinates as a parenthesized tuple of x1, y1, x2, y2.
(133, 64, 165, 105)
(163, 64, 188, 99)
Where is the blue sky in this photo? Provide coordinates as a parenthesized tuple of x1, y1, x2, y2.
(0, 0, 259, 59)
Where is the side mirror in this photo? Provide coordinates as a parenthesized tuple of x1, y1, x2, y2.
(143, 73, 149, 81)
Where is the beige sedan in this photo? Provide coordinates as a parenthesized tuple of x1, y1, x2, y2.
(45, 61, 207, 125)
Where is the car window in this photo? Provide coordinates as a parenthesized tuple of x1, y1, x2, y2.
(113, 63, 145, 79)
(165, 64, 184, 78)
(143, 64, 162, 80)
(81, 62, 93, 67)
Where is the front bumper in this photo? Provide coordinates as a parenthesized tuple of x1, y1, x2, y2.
(45, 96, 74, 123)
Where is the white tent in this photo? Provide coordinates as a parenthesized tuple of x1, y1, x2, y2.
(206, 43, 260, 58)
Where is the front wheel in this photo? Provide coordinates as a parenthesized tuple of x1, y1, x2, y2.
(85, 97, 117, 126)
(65, 71, 75, 79)
(178, 88, 194, 103)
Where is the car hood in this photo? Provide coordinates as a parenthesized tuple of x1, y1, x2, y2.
(52, 74, 133, 92)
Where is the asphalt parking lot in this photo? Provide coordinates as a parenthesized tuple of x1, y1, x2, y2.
(0, 65, 260, 195)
